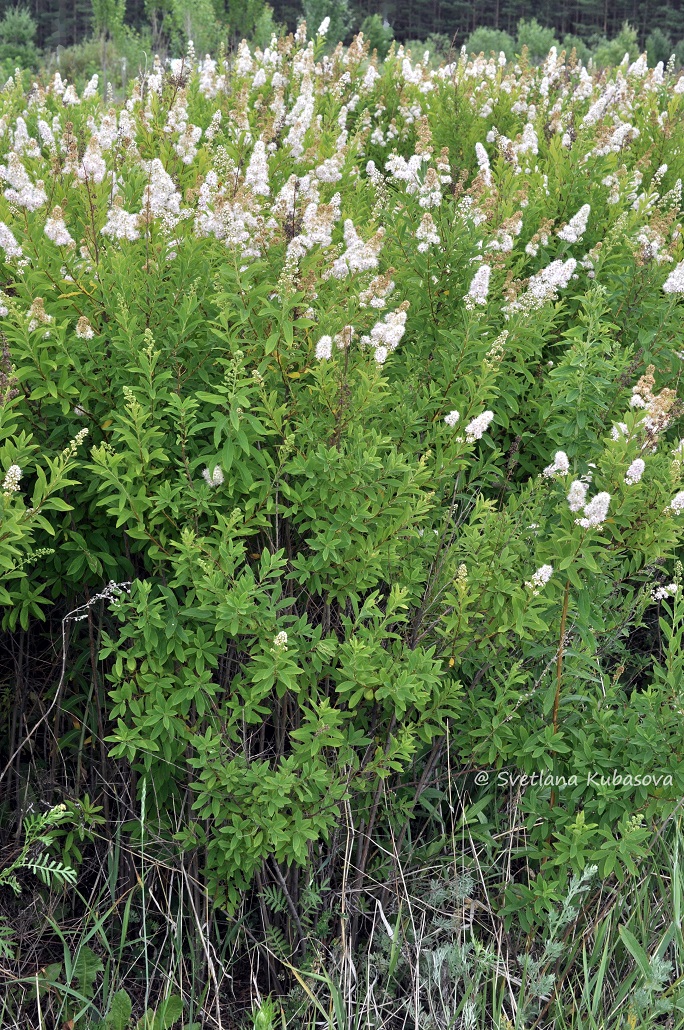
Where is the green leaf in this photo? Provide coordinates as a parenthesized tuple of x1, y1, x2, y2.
(136, 994, 184, 1030)
(618, 924, 651, 980)
(73, 945, 104, 994)
(105, 990, 132, 1030)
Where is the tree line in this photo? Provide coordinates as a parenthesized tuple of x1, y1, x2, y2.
(2, 0, 680, 55)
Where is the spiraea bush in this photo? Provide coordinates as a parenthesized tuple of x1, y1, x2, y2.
(3, 25, 684, 1027)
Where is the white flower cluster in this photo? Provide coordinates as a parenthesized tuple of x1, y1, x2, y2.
(505, 258, 576, 316)
(142, 158, 182, 226)
(418, 168, 442, 208)
(669, 491, 684, 513)
(567, 479, 588, 511)
(359, 274, 395, 310)
(663, 260, 684, 295)
(245, 140, 270, 196)
(475, 142, 492, 185)
(202, 466, 224, 487)
(465, 410, 494, 443)
(525, 563, 553, 594)
(624, 458, 645, 485)
(273, 630, 288, 650)
(444, 410, 460, 427)
(2, 463, 22, 493)
(78, 137, 107, 183)
(415, 212, 440, 252)
(28, 297, 53, 331)
(0, 221, 21, 259)
(101, 202, 140, 242)
(328, 220, 384, 279)
(384, 153, 426, 195)
(0, 151, 47, 210)
(175, 123, 202, 165)
(82, 73, 99, 100)
(315, 335, 333, 360)
(575, 491, 611, 529)
(44, 207, 74, 247)
(465, 263, 491, 309)
(76, 316, 94, 340)
(543, 450, 570, 478)
(557, 203, 590, 244)
(361, 306, 409, 364)
(283, 75, 315, 160)
(652, 582, 678, 601)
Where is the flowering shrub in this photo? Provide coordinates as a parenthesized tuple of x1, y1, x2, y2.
(2, 32, 684, 948)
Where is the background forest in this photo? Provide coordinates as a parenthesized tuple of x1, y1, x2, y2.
(34, 0, 684, 54)
(2, 0, 684, 86)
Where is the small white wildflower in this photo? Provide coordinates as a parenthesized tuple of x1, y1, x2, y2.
(101, 203, 140, 242)
(82, 73, 99, 99)
(415, 211, 440, 252)
(44, 207, 74, 247)
(669, 491, 684, 513)
(2, 463, 22, 492)
(465, 410, 494, 443)
(317, 16, 330, 36)
(27, 297, 52, 330)
(576, 491, 611, 529)
(360, 305, 409, 362)
(475, 142, 492, 185)
(0, 221, 22, 259)
(557, 204, 590, 244)
(505, 258, 576, 316)
(444, 410, 460, 427)
(244, 140, 270, 196)
(567, 479, 588, 512)
(663, 260, 684, 294)
(525, 563, 553, 594)
(624, 458, 645, 485)
(465, 263, 491, 309)
(76, 316, 94, 340)
(315, 335, 333, 361)
(543, 450, 570, 478)
(202, 466, 224, 487)
(652, 583, 678, 601)
(273, 630, 288, 650)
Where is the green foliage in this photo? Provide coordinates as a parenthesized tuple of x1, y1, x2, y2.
(592, 21, 640, 68)
(228, 0, 278, 46)
(0, 804, 76, 894)
(0, 6, 38, 71)
(302, 0, 352, 46)
(562, 32, 592, 64)
(169, 0, 223, 54)
(90, 0, 125, 40)
(646, 27, 672, 67)
(360, 14, 394, 60)
(29, 944, 183, 1030)
(464, 25, 514, 60)
(516, 16, 559, 61)
(251, 5, 281, 48)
